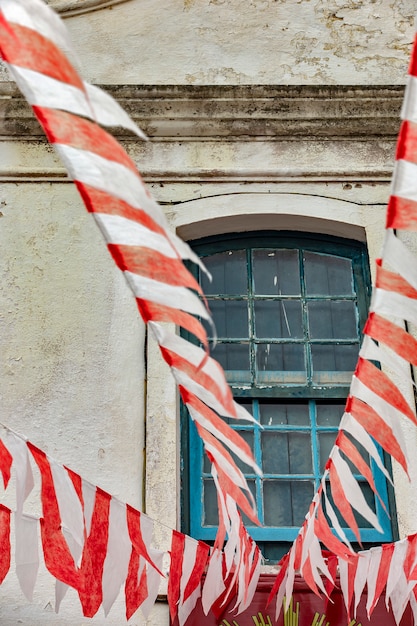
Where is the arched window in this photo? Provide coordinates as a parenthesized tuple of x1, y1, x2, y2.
(181, 232, 394, 562)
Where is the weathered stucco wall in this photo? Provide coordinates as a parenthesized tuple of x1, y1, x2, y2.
(0, 182, 148, 624)
(1, 0, 417, 623)
(60, 0, 415, 85)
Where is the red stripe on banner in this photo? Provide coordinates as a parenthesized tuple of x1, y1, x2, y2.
(126, 506, 162, 575)
(78, 487, 111, 617)
(180, 380, 236, 422)
(213, 459, 260, 527)
(328, 459, 360, 543)
(0, 18, 83, 90)
(386, 195, 417, 230)
(168, 530, 186, 622)
(404, 533, 417, 578)
(336, 431, 383, 508)
(76, 183, 167, 236)
(300, 554, 320, 597)
(396, 121, 417, 164)
(64, 466, 84, 508)
(315, 504, 355, 560)
(195, 421, 249, 486)
(29, 444, 112, 617)
(33, 107, 137, 174)
(28, 443, 80, 589)
(0, 439, 12, 489)
(266, 553, 289, 607)
(347, 396, 408, 473)
(346, 556, 359, 621)
(125, 549, 148, 621)
(136, 299, 208, 347)
(324, 554, 338, 604)
(365, 312, 417, 370)
(356, 357, 417, 424)
(108, 244, 204, 294)
(168, 353, 233, 414)
(292, 531, 303, 572)
(375, 259, 417, 299)
(408, 33, 417, 78)
(369, 543, 395, 615)
(183, 541, 210, 603)
(0, 504, 11, 584)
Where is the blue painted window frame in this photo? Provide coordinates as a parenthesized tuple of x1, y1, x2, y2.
(181, 231, 395, 552)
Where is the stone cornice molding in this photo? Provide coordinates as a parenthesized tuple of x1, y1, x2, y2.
(45, 0, 132, 17)
(0, 84, 404, 141)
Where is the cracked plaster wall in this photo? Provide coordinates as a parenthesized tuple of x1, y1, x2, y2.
(56, 0, 416, 85)
(1, 1, 417, 624)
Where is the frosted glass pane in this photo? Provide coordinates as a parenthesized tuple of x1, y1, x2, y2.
(311, 344, 359, 383)
(304, 252, 353, 296)
(201, 250, 247, 295)
(319, 432, 338, 472)
(255, 300, 303, 339)
(316, 402, 345, 426)
(253, 249, 300, 295)
(259, 402, 309, 426)
(208, 299, 248, 338)
(263, 480, 314, 527)
(262, 432, 312, 474)
(256, 344, 306, 383)
(203, 479, 218, 526)
(212, 343, 251, 383)
(308, 301, 357, 339)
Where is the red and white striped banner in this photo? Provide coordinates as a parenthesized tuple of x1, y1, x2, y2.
(3, 0, 417, 623)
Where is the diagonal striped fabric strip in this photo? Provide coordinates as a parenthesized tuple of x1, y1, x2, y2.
(0, 0, 262, 614)
(269, 20, 417, 623)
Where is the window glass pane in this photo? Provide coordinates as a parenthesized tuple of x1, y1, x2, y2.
(304, 252, 353, 296)
(203, 479, 218, 526)
(263, 480, 314, 526)
(253, 249, 300, 295)
(316, 401, 345, 426)
(308, 301, 358, 339)
(262, 432, 312, 474)
(259, 402, 309, 426)
(311, 344, 359, 384)
(207, 299, 248, 338)
(319, 432, 338, 472)
(256, 344, 306, 383)
(211, 343, 251, 382)
(201, 250, 247, 295)
(255, 300, 303, 339)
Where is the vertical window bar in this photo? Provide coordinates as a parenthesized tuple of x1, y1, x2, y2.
(248, 248, 256, 385)
(300, 249, 312, 384)
(252, 400, 264, 525)
(309, 400, 321, 491)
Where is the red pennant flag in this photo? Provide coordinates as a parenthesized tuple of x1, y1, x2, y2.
(0, 439, 12, 489)
(0, 504, 11, 584)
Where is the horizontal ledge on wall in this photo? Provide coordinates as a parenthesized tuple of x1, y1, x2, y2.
(0, 172, 395, 183)
(0, 84, 404, 139)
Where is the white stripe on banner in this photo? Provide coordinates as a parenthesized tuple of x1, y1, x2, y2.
(0, 0, 73, 54)
(54, 145, 168, 230)
(93, 213, 177, 258)
(391, 159, 417, 203)
(125, 271, 210, 319)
